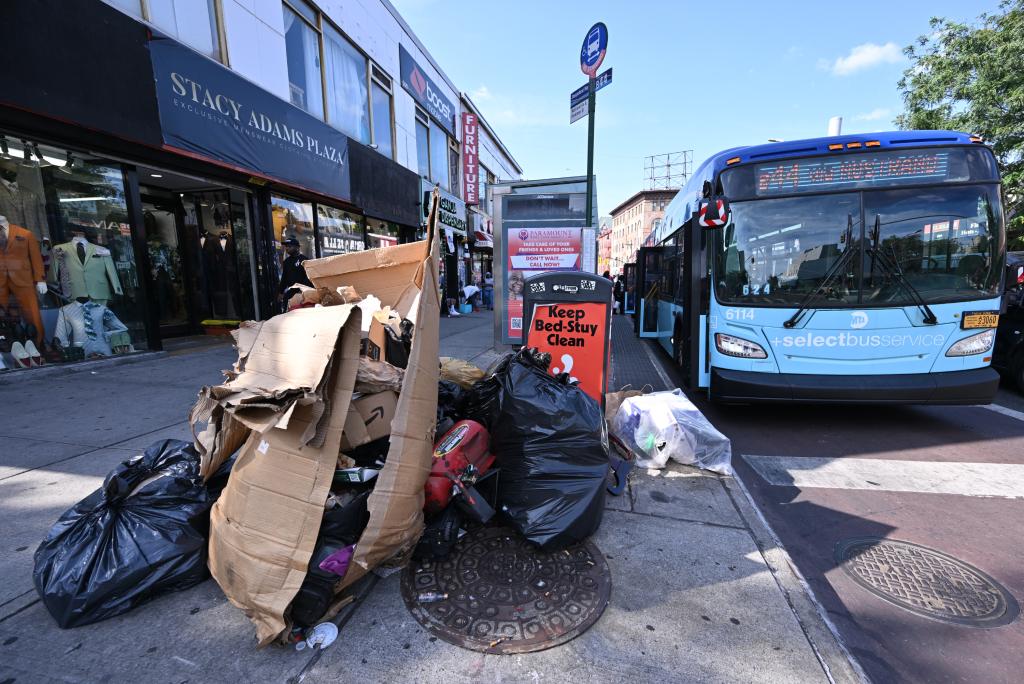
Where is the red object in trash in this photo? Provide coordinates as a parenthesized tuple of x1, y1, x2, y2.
(424, 420, 495, 514)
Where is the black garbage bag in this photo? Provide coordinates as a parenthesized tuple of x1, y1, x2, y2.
(488, 349, 608, 549)
(462, 349, 550, 430)
(436, 380, 466, 435)
(33, 439, 215, 629)
(290, 491, 370, 629)
(383, 318, 415, 369)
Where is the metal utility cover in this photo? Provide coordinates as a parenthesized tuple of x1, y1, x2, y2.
(835, 538, 1019, 628)
(401, 526, 611, 653)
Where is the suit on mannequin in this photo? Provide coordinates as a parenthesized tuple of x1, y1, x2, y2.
(49, 233, 123, 305)
(0, 215, 47, 345)
(201, 230, 238, 318)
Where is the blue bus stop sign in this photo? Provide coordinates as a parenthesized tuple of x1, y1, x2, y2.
(580, 22, 608, 77)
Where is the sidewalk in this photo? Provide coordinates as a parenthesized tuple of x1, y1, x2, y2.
(0, 313, 859, 683)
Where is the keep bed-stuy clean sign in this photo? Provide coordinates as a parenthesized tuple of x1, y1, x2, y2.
(523, 272, 613, 403)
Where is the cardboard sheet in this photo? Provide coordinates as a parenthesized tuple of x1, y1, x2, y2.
(207, 309, 362, 646)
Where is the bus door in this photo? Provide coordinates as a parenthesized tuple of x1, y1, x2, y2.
(623, 262, 637, 315)
(635, 246, 668, 338)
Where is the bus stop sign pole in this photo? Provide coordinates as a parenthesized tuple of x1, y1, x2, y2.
(585, 76, 596, 231)
(579, 22, 607, 235)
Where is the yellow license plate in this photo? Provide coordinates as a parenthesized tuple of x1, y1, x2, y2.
(961, 311, 999, 329)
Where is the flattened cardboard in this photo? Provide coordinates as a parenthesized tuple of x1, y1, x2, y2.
(207, 308, 362, 646)
(341, 391, 398, 451)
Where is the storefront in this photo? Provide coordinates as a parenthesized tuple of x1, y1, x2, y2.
(420, 180, 467, 311)
(0, 0, 419, 373)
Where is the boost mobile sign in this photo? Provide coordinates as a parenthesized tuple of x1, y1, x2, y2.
(400, 45, 455, 134)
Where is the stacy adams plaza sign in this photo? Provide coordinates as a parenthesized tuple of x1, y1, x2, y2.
(150, 35, 350, 200)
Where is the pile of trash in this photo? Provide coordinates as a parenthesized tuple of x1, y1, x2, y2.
(29, 193, 734, 649)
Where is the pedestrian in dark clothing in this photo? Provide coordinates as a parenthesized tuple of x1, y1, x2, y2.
(278, 237, 312, 310)
(614, 274, 625, 315)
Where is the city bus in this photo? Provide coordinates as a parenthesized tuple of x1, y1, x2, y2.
(642, 130, 1006, 403)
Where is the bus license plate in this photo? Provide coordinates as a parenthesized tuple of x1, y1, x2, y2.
(961, 311, 999, 329)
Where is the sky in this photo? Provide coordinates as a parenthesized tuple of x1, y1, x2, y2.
(390, 0, 999, 217)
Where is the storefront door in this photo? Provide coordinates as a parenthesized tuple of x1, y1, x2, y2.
(140, 192, 191, 336)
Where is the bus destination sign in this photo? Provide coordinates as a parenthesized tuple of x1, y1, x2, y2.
(755, 151, 951, 196)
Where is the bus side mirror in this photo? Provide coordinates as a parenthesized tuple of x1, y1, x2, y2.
(698, 196, 731, 229)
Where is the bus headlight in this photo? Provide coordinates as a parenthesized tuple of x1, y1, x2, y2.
(945, 329, 995, 357)
(715, 333, 768, 359)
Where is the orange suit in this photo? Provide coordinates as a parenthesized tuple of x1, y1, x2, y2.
(0, 223, 45, 344)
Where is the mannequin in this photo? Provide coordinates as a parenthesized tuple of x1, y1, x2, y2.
(49, 227, 123, 305)
(0, 214, 47, 346)
(54, 296, 129, 358)
(0, 162, 47, 231)
(202, 228, 238, 318)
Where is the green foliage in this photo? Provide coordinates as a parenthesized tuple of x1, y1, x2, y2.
(897, 0, 1024, 250)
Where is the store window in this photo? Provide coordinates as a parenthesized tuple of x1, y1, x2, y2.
(448, 139, 460, 198)
(370, 66, 395, 159)
(366, 218, 400, 249)
(107, 0, 223, 61)
(317, 205, 365, 256)
(429, 120, 450, 191)
(323, 23, 370, 143)
(415, 109, 430, 179)
(283, 0, 324, 119)
(0, 136, 147, 371)
(478, 165, 495, 216)
(271, 193, 316, 298)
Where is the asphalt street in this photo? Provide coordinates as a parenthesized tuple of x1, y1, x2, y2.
(620, 314, 1024, 684)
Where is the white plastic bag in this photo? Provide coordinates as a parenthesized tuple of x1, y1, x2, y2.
(611, 389, 732, 474)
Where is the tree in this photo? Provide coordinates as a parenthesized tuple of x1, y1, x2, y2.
(896, 0, 1024, 250)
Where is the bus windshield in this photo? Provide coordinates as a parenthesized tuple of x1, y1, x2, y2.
(714, 184, 1003, 307)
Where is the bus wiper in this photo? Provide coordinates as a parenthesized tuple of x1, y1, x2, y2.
(783, 214, 856, 329)
(866, 214, 938, 325)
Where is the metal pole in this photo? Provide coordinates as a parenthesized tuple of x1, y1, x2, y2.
(585, 76, 596, 230)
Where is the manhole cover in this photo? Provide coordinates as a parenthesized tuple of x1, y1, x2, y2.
(835, 538, 1019, 627)
(401, 526, 611, 653)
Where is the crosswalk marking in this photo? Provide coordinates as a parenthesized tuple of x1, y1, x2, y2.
(983, 403, 1024, 423)
(743, 454, 1024, 499)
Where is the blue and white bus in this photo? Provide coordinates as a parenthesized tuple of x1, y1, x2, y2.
(640, 131, 1006, 403)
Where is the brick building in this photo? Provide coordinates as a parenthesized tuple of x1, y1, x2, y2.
(609, 190, 676, 275)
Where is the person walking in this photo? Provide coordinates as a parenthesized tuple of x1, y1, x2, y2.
(483, 271, 494, 310)
(613, 274, 625, 315)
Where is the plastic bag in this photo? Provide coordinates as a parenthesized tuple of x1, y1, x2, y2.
(488, 349, 608, 549)
(33, 439, 215, 629)
(440, 357, 486, 389)
(355, 357, 404, 393)
(611, 389, 732, 474)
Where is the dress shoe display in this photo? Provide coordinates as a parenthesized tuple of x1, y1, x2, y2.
(24, 340, 43, 366)
(10, 341, 31, 369)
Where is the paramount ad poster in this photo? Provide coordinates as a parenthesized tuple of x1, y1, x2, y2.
(505, 227, 583, 340)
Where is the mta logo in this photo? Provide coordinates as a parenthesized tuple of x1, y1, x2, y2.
(850, 311, 869, 329)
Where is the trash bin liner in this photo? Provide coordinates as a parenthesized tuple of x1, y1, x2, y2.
(33, 439, 215, 629)
(488, 349, 609, 549)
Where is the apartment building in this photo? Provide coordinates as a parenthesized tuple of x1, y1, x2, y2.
(609, 190, 676, 273)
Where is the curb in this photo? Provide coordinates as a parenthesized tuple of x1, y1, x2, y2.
(722, 474, 870, 684)
(0, 351, 168, 384)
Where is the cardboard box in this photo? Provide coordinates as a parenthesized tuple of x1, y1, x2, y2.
(341, 390, 398, 451)
(197, 192, 441, 646)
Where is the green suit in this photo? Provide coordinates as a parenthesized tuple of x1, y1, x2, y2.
(49, 240, 123, 303)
